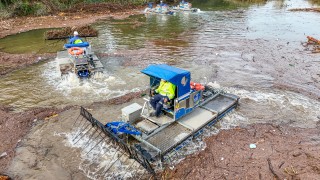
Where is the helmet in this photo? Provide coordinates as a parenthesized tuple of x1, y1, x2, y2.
(74, 31, 79, 36)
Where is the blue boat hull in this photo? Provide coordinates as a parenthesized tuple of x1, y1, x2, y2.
(64, 42, 90, 48)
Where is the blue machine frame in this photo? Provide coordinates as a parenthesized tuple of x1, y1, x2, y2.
(141, 64, 203, 121)
(76, 64, 240, 175)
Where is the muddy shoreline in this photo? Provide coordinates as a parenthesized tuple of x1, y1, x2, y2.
(1, 4, 320, 180)
(0, 6, 144, 76)
(0, 91, 146, 175)
(0, 6, 145, 174)
(166, 123, 320, 179)
(0, 105, 71, 174)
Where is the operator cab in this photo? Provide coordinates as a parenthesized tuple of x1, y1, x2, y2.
(140, 64, 204, 129)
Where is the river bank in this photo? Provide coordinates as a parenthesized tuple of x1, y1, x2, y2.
(0, 5, 145, 175)
(1, 1, 320, 179)
(166, 123, 320, 179)
(0, 5, 143, 76)
(0, 91, 145, 176)
(2, 95, 320, 179)
(0, 105, 71, 174)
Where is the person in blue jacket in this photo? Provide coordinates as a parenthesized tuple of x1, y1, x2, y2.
(69, 31, 83, 44)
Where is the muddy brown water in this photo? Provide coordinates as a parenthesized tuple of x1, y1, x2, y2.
(1, 0, 320, 179)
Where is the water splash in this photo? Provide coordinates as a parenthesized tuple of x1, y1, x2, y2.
(42, 60, 136, 104)
(225, 87, 320, 127)
(164, 82, 320, 167)
(54, 129, 146, 180)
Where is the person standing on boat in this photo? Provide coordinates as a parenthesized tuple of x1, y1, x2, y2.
(150, 79, 176, 117)
(69, 31, 83, 44)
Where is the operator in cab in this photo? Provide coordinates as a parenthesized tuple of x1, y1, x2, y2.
(150, 79, 176, 117)
(69, 31, 83, 44)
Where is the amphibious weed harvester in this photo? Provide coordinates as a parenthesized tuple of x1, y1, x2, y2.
(56, 42, 104, 78)
(73, 64, 239, 176)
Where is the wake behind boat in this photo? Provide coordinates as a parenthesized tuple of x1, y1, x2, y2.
(57, 40, 104, 78)
(144, 1, 175, 15)
(172, 0, 200, 12)
(144, 0, 200, 15)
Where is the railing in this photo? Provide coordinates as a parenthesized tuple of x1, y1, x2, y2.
(78, 107, 156, 175)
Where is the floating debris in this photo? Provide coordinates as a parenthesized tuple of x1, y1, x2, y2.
(307, 36, 320, 45)
(45, 25, 98, 40)
(0, 174, 11, 180)
(289, 8, 320, 13)
(303, 36, 320, 53)
(249, 144, 256, 149)
(0, 152, 7, 159)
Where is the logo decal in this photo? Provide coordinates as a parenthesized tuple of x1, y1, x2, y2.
(181, 76, 187, 86)
(193, 92, 200, 103)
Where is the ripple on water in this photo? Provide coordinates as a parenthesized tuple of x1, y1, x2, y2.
(42, 59, 143, 104)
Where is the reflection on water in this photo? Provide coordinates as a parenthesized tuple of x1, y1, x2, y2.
(3, 1, 320, 178)
(0, 0, 319, 112)
(0, 29, 65, 54)
(192, 0, 267, 11)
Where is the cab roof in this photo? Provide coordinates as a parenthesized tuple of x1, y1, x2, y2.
(141, 64, 191, 97)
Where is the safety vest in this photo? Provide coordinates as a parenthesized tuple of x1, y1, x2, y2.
(156, 80, 176, 99)
(74, 38, 83, 44)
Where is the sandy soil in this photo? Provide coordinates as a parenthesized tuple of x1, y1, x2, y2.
(0, 4, 144, 76)
(3, 91, 146, 179)
(166, 123, 320, 179)
(0, 52, 54, 75)
(3, 95, 320, 179)
(1, 3, 320, 180)
(0, 4, 145, 176)
(0, 105, 71, 174)
(0, 4, 143, 39)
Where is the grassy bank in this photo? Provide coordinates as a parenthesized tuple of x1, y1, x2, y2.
(0, 0, 146, 18)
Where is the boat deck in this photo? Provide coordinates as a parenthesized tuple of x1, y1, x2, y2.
(140, 93, 238, 157)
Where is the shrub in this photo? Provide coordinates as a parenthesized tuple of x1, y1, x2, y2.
(0, 9, 12, 19)
(12, 1, 48, 16)
(0, 0, 16, 8)
(13, 1, 36, 16)
(34, 2, 48, 16)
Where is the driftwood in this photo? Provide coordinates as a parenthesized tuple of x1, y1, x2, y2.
(307, 36, 320, 45)
(289, 8, 320, 13)
(45, 25, 98, 40)
(267, 158, 280, 180)
(303, 36, 320, 53)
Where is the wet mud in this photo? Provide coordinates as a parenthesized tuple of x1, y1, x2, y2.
(3, 92, 147, 179)
(0, 6, 144, 76)
(0, 5, 143, 39)
(0, 105, 71, 174)
(166, 123, 320, 179)
(0, 52, 54, 76)
(1, 1, 320, 179)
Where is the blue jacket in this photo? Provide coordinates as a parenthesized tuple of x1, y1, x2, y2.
(69, 36, 83, 44)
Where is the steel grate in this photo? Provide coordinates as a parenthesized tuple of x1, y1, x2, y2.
(146, 122, 192, 153)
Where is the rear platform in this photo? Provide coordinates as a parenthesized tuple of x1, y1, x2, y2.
(138, 93, 239, 158)
(56, 50, 104, 75)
